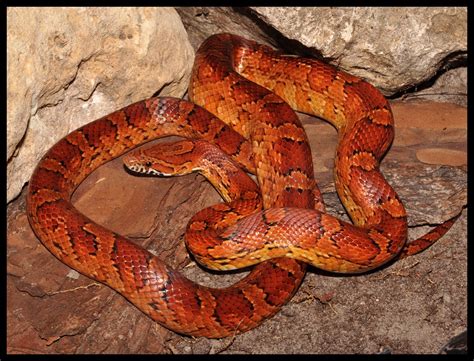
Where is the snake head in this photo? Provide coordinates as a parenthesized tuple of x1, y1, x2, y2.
(123, 140, 201, 177)
(123, 151, 173, 176)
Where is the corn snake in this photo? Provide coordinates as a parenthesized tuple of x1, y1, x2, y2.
(26, 33, 458, 338)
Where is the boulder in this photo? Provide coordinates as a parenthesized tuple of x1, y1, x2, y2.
(7, 7, 194, 202)
(248, 7, 467, 95)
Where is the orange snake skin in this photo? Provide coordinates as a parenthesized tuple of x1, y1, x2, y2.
(27, 33, 458, 338)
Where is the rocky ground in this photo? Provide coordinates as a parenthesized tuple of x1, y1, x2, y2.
(6, 100, 466, 354)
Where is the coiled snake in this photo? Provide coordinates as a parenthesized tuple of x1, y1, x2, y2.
(26, 33, 458, 338)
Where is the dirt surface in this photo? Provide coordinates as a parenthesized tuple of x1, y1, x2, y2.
(7, 101, 466, 354)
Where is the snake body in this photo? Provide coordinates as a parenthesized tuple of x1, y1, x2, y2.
(26, 33, 457, 338)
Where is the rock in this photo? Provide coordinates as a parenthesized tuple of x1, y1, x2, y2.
(391, 102, 466, 131)
(175, 7, 277, 50)
(248, 7, 467, 95)
(383, 162, 466, 224)
(385, 101, 467, 224)
(439, 330, 468, 354)
(415, 148, 466, 167)
(400, 67, 467, 107)
(7, 7, 194, 202)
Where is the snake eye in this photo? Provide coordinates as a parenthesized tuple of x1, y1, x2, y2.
(145, 161, 152, 167)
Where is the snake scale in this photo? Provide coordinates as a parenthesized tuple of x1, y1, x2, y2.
(27, 33, 458, 338)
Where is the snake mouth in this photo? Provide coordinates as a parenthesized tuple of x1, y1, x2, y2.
(125, 165, 161, 176)
(123, 158, 173, 177)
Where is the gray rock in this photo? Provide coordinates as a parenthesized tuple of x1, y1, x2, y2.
(175, 7, 278, 50)
(249, 7, 467, 95)
(401, 67, 467, 107)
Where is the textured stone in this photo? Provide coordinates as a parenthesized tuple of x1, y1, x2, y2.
(401, 67, 467, 107)
(382, 162, 466, 224)
(248, 7, 467, 95)
(7, 7, 194, 202)
(175, 7, 276, 50)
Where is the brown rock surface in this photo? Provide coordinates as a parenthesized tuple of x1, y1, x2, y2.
(7, 101, 466, 354)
